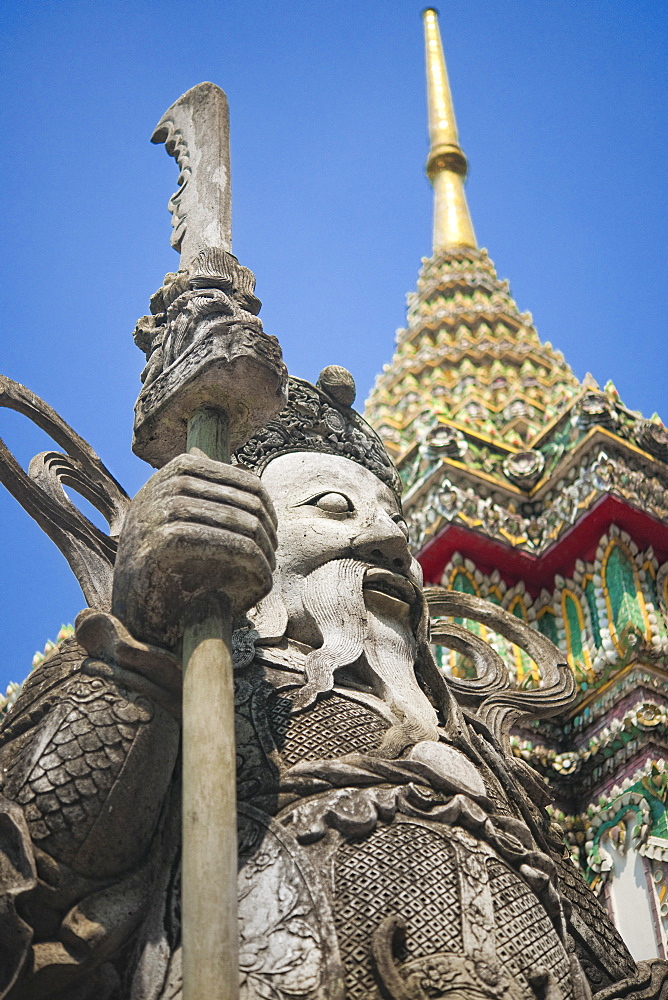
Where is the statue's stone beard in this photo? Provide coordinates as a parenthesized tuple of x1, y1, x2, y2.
(252, 558, 441, 757)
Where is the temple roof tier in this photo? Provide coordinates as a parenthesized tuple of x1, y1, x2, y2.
(366, 247, 581, 454)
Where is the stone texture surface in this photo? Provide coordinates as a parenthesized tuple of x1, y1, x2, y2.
(0, 375, 130, 610)
(151, 82, 232, 267)
(132, 247, 288, 468)
(111, 453, 277, 648)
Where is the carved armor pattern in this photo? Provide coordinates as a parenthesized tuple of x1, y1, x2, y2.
(487, 856, 573, 1000)
(0, 638, 88, 737)
(554, 852, 637, 987)
(333, 820, 462, 998)
(237, 805, 345, 1000)
(270, 689, 389, 767)
(4, 677, 152, 866)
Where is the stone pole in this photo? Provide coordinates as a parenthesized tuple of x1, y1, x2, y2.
(181, 407, 236, 1000)
(132, 83, 288, 1000)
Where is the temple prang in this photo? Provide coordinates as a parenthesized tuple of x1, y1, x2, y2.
(365, 8, 668, 961)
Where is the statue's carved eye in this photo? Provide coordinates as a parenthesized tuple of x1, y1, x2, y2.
(302, 492, 354, 514)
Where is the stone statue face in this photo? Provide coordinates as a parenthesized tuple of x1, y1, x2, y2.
(260, 451, 421, 632)
(259, 452, 439, 744)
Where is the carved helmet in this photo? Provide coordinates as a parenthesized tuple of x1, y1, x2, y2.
(234, 366, 402, 501)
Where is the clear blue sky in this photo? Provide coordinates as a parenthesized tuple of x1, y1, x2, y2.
(1, 0, 666, 691)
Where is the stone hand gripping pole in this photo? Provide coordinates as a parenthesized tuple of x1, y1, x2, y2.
(132, 83, 287, 999)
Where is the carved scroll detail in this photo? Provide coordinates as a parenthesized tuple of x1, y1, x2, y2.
(0, 376, 130, 610)
(426, 587, 575, 747)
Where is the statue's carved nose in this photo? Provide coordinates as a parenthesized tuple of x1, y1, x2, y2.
(352, 521, 410, 573)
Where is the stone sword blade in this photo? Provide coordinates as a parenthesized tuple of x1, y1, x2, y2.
(152, 81, 232, 266)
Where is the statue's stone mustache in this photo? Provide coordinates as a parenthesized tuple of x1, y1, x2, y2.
(253, 552, 439, 754)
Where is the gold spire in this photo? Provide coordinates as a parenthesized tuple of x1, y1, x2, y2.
(422, 8, 477, 251)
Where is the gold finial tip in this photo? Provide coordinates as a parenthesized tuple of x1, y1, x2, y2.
(422, 2, 477, 251)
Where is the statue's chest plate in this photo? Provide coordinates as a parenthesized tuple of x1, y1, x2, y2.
(233, 666, 394, 801)
(328, 817, 574, 1000)
(269, 687, 390, 767)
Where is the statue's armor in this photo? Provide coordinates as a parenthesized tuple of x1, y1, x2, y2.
(0, 638, 179, 880)
(0, 638, 181, 1000)
(231, 649, 635, 1000)
(0, 637, 642, 1000)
